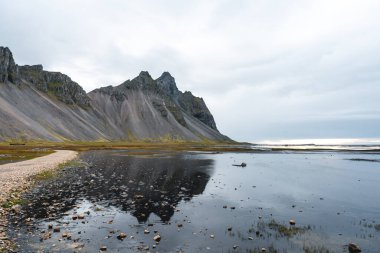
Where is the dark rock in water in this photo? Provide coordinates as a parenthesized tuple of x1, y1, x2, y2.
(153, 234, 161, 242)
(289, 219, 296, 226)
(100, 245, 107, 251)
(232, 163, 247, 167)
(117, 232, 127, 240)
(348, 243, 361, 253)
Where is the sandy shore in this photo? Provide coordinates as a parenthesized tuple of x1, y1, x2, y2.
(0, 150, 77, 251)
(0, 150, 78, 203)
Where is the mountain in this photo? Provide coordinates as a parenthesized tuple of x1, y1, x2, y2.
(0, 47, 230, 142)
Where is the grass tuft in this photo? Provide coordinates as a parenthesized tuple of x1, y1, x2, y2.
(1, 198, 28, 209)
(268, 220, 308, 237)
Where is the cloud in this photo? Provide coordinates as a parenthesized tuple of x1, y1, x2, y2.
(1, 0, 379, 141)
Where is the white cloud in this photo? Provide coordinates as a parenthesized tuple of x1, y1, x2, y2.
(1, 0, 379, 141)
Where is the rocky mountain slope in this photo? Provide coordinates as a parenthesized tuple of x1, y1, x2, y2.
(0, 47, 229, 142)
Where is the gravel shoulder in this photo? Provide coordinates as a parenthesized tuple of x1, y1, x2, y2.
(0, 150, 77, 203)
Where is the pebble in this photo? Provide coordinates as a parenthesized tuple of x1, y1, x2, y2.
(348, 243, 361, 253)
(153, 234, 161, 242)
(117, 232, 127, 240)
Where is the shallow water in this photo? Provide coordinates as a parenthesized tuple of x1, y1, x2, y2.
(0, 149, 53, 165)
(9, 150, 380, 252)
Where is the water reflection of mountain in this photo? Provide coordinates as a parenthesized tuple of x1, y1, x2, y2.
(23, 150, 215, 222)
(83, 151, 214, 222)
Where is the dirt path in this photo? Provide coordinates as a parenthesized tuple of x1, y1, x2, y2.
(0, 150, 78, 203)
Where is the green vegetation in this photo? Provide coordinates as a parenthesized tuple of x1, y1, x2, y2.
(227, 246, 278, 253)
(303, 246, 330, 253)
(32, 160, 85, 181)
(46, 81, 67, 102)
(0, 149, 54, 164)
(268, 220, 308, 237)
(0, 139, 244, 153)
(58, 159, 87, 169)
(1, 198, 28, 209)
(32, 170, 57, 181)
(47, 81, 62, 92)
(166, 104, 187, 127)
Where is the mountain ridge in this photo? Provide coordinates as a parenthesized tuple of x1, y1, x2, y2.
(0, 47, 230, 142)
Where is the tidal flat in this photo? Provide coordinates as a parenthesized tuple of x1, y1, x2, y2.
(7, 150, 380, 252)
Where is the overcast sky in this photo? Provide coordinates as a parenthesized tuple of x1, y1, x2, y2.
(1, 0, 380, 142)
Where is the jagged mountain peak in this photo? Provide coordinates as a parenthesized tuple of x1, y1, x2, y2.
(22, 64, 44, 71)
(134, 71, 154, 83)
(157, 71, 179, 97)
(0, 46, 19, 84)
(18, 64, 90, 107)
(117, 71, 155, 90)
(0, 46, 13, 59)
(0, 46, 229, 142)
(138, 70, 152, 78)
(159, 71, 174, 79)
